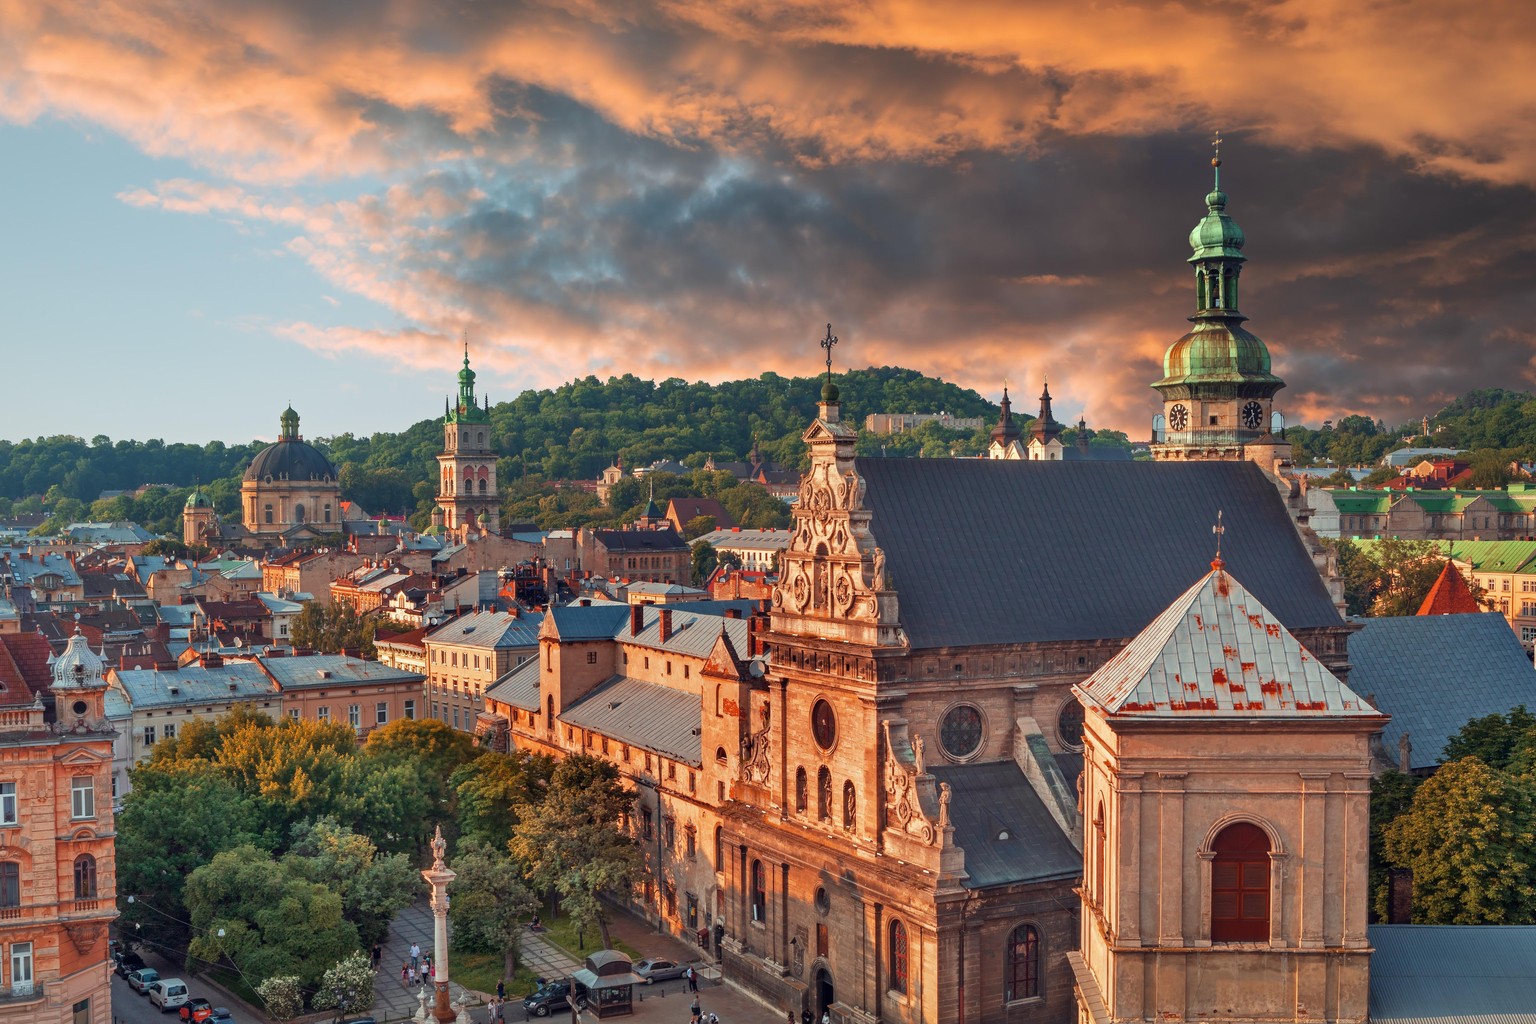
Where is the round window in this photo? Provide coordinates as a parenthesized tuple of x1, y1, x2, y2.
(939, 704, 984, 760)
(811, 698, 837, 749)
(71, 700, 89, 717)
(814, 887, 830, 915)
(1057, 697, 1085, 749)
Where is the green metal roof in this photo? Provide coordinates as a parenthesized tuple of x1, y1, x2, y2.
(1355, 538, 1536, 575)
(1155, 321, 1281, 387)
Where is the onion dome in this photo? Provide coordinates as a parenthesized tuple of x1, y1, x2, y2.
(1188, 187, 1246, 262)
(243, 407, 338, 483)
(185, 489, 214, 510)
(51, 626, 106, 691)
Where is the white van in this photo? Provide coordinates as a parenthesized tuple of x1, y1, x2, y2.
(149, 979, 189, 1012)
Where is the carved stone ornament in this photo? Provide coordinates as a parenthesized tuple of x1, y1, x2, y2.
(881, 720, 941, 847)
(740, 701, 772, 785)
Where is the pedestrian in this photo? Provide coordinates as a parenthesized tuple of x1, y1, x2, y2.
(786, 1013, 795, 1024)
(372, 944, 382, 970)
(496, 980, 505, 1001)
(401, 963, 409, 987)
(410, 941, 421, 971)
(408, 964, 418, 987)
(821, 1012, 830, 1024)
(690, 994, 701, 1020)
(686, 966, 698, 993)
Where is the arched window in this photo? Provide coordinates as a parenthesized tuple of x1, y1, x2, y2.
(477, 431, 485, 445)
(714, 826, 724, 868)
(1006, 924, 1040, 1001)
(1211, 822, 1270, 942)
(293, 504, 305, 524)
(795, 767, 808, 813)
(546, 695, 554, 727)
(1093, 802, 1106, 905)
(817, 766, 831, 821)
(478, 478, 487, 494)
(888, 919, 908, 995)
(74, 854, 97, 900)
(750, 859, 766, 922)
(842, 780, 856, 830)
(323, 503, 332, 524)
(716, 746, 728, 765)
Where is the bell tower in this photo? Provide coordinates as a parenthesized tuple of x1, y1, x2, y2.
(1151, 142, 1287, 463)
(436, 343, 499, 533)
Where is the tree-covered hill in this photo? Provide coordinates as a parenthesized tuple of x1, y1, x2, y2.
(1283, 388, 1536, 467)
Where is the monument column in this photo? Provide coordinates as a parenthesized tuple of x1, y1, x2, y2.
(423, 825, 458, 1024)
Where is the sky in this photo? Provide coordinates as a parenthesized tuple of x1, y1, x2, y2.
(2, 0, 1534, 444)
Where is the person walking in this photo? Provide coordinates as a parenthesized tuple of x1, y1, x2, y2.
(409, 942, 421, 972)
(408, 964, 418, 987)
(496, 980, 505, 1001)
(401, 963, 409, 987)
(690, 993, 701, 1020)
(371, 944, 382, 971)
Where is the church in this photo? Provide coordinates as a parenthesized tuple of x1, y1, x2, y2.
(477, 155, 1394, 1024)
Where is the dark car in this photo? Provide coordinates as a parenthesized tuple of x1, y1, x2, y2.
(207, 1009, 235, 1024)
(632, 958, 690, 984)
(114, 951, 146, 978)
(523, 981, 586, 1017)
(179, 997, 214, 1023)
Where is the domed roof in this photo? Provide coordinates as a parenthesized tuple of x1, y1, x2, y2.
(1156, 321, 1282, 387)
(51, 627, 105, 691)
(185, 489, 213, 510)
(244, 407, 337, 483)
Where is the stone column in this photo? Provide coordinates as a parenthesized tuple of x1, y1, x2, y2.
(422, 825, 458, 1024)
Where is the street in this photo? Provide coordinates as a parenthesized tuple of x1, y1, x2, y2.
(110, 973, 234, 1024)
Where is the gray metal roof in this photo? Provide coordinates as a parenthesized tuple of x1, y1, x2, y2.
(426, 610, 544, 650)
(111, 662, 275, 710)
(560, 675, 702, 765)
(927, 761, 1081, 888)
(1348, 614, 1536, 769)
(1369, 924, 1536, 1022)
(1078, 567, 1378, 718)
(486, 657, 541, 711)
(855, 458, 1342, 648)
(259, 654, 424, 691)
(548, 604, 632, 640)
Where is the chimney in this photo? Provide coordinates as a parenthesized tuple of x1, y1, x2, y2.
(658, 607, 673, 644)
(1387, 868, 1413, 923)
(201, 652, 223, 668)
(631, 603, 644, 637)
(724, 608, 741, 620)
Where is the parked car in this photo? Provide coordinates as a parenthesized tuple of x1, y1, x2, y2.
(178, 997, 214, 1022)
(206, 1008, 235, 1024)
(126, 968, 161, 995)
(114, 951, 147, 978)
(633, 958, 690, 984)
(523, 981, 586, 1017)
(149, 978, 190, 1012)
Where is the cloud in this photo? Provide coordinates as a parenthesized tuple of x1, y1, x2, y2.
(4, 0, 1536, 435)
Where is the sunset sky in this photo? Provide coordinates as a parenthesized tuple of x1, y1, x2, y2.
(4, 1, 1534, 443)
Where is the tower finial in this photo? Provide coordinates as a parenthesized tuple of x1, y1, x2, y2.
(819, 323, 840, 404)
(1211, 509, 1226, 570)
(463, 330, 470, 368)
(1211, 130, 1223, 190)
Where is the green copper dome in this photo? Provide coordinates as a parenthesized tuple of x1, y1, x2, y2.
(1188, 188, 1246, 262)
(185, 489, 213, 510)
(1156, 321, 1281, 387)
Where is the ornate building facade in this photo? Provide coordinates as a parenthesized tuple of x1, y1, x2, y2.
(433, 348, 500, 534)
(0, 628, 117, 1024)
(1151, 155, 1289, 468)
(238, 406, 342, 543)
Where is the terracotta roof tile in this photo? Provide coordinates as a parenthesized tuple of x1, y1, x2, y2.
(1417, 561, 1483, 616)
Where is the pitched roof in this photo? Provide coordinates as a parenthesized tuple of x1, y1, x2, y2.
(111, 661, 276, 709)
(486, 657, 541, 711)
(1416, 561, 1481, 615)
(0, 631, 53, 706)
(1368, 924, 1536, 1022)
(588, 527, 688, 552)
(1077, 565, 1377, 718)
(927, 761, 1081, 887)
(856, 458, 1342, 648)
(560, 675, 702, 765)
(425, 610, 544, 650)
(257, 654, 425, 691)
(1347, 613, 1536, 770)
(666, 497, 737, 530)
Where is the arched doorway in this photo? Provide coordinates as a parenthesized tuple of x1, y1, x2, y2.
(814, 967, 834, 1019)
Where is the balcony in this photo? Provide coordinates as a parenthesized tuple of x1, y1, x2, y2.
(0, 982, 42, 1005)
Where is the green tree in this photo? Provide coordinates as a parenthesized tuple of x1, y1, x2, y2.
(291, 601, 378, 658)
(1347, 539, 1449, 617)
(509, 755, 643, 950)
(185, 845, 360, 988)
(1442, 706, 1536, 770)
(1369, 770, 1421, 920)
(1326, 539, 1382, 618)
(691, 540, 718, 586)
(364, 718, 478, 846)
(449, 839, 537, 980)
(284, 818, 417, 947)
(451, 750, 556, 848)
(683, 514, 716, 540)
(1382, 757, 1536, 924)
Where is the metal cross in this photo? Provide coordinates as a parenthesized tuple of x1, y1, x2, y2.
(1212, 509, 1225, 560)
(820, 323, 838, 385)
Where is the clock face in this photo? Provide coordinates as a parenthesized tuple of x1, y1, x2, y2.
(1241, 401, 1264, 430)
(1168, 403, 1190, 431)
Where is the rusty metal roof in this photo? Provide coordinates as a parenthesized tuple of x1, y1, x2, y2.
(1077, 565, 1380, 718)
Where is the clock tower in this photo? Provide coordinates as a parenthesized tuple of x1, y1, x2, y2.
(437, 344, 500, 533)
(1151, 148, 1288, 463)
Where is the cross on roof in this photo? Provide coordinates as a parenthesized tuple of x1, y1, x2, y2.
(820, 323, 838, 385)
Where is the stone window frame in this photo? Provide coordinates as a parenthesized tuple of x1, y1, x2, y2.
(1196, 814, 1287, 948)
(936, 700, 987, 763)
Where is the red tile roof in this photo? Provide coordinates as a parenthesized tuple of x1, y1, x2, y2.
(1416, 561, 1483, 616)
(0, 631, 55, 704)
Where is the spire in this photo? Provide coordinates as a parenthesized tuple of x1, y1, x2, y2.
(990, 385, 1021, 444)
(279, 405, 301, 441)
(1029, 378, 1063, 444)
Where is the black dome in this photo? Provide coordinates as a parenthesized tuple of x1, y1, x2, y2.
(243, 439, 337, 483)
